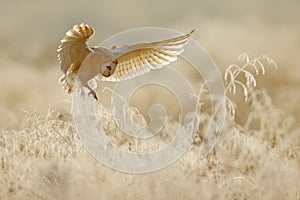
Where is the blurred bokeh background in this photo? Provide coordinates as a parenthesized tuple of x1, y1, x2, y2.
(0, 0, 299, 128)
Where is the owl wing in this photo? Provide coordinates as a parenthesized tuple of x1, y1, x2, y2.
(101, 30, 195, 82)
(57, 23, 94, 74)
(57, 23, 96, 93)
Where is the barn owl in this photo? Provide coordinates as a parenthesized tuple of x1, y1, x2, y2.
(57, 23, 194, 100)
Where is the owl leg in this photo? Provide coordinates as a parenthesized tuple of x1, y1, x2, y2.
(80, 89, 85, 98)
(85, 85, 98, 100)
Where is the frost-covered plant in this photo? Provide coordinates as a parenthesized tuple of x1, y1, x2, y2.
(224, 53, 277, 118)
(1, 54, 299, 200)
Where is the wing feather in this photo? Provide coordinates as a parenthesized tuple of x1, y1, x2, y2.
(57, 23, 95, 93)
(57, 23, 94, 74)
(102, 30, 195, 82)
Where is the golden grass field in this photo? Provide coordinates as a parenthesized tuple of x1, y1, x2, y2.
(0, 0, 299, 199)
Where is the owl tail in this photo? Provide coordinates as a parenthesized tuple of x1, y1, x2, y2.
(59, 73, 77, 94)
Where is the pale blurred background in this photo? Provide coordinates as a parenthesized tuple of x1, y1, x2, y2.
(0, 0, 299, 128)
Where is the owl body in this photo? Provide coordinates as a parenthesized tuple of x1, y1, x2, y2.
(78, 47, 117, 86)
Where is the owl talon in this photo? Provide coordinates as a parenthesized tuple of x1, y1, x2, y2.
(88, 91, 98, 100)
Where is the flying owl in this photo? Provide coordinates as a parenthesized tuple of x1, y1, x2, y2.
(57, 23, 194, 100)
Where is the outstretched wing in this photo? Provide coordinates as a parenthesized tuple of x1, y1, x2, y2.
(101, 30, 195, 82)
(57, 23, 94, 74)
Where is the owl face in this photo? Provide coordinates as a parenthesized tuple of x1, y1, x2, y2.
(100, 59, 118, 77)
